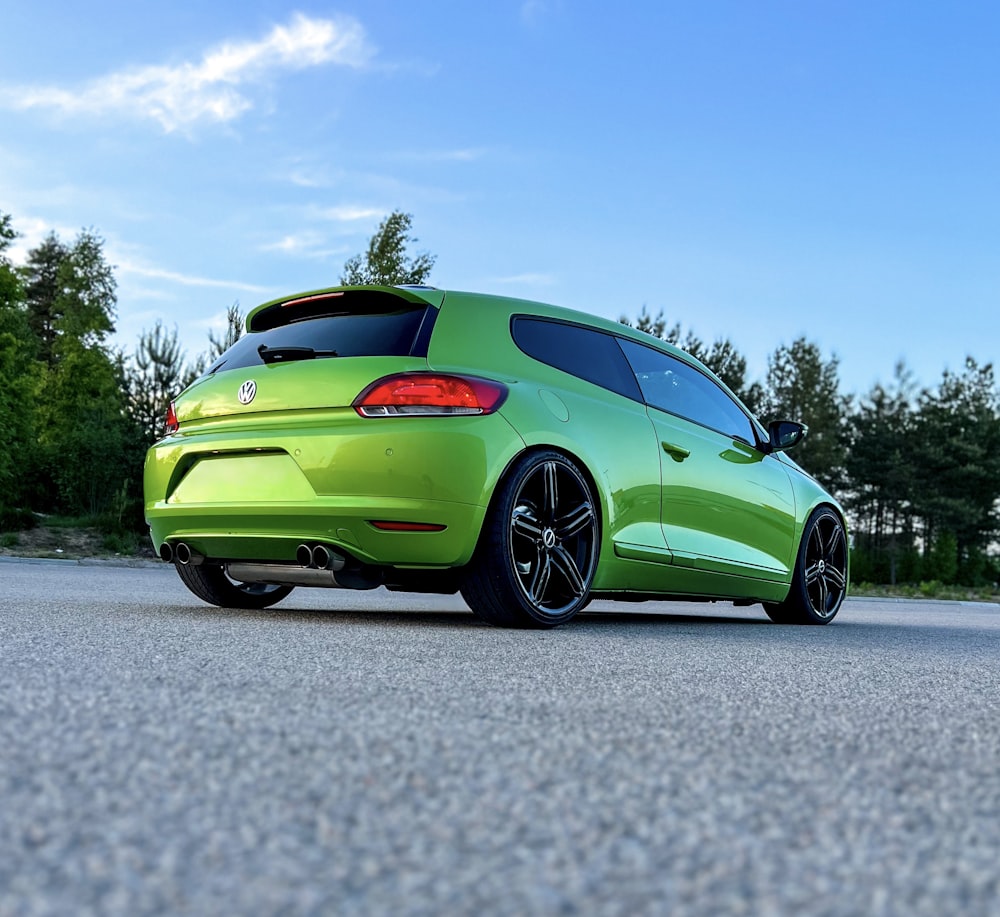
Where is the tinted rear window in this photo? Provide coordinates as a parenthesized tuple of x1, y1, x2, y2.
(207, 306, 435, 374)
(511, 317, 642, 401)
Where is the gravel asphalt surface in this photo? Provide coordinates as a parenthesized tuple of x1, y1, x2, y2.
(1, 557, 999, 916)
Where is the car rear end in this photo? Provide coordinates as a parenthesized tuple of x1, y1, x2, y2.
(143, 286, 524, 578)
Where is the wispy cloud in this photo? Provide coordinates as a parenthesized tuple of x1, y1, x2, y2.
(259, 231, 349, 260)
(314, 205, 384, 222)
(491, 272, 556, 286)
(388, 148, 489, 163)
(0, 13, 373, 133)
(116, 258, 272, 294)
(520, 0, 562, 27)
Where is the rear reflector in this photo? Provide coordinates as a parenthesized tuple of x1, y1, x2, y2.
(353, 373, 508, 417)
(368, 521, 447, 532)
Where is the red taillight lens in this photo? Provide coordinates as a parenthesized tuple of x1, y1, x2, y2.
(164, 401, 179, 435)
(353, 373, 508, 417)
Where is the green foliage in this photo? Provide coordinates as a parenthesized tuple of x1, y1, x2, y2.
(127, 321, 185, 444)
(0, 217, 37, 509)
(911, 358, 1000, 566)
(763, 337, 849, 490)
(340, 211, 435, 286)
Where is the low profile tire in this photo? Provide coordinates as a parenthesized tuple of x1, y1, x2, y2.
(174, 562, 293, 610)
(764, 507, 848, 625)
(461, 451, 599, 629)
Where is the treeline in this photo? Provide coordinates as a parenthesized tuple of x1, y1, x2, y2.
(0, 212, 239, 539)
(1, 209, 998, 586)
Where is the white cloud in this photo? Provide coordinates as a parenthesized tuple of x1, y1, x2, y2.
(491, 272, 556, 286)
(0, 13, 373, 133)
(315, 205, 383, 222)
(116, 257, 273, 293)
(389, 148, 488, 163)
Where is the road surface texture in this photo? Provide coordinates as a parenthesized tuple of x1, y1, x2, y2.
(1, 557, 998, 916)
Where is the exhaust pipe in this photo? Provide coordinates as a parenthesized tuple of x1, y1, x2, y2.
(173, 542, 204, 566)
(296, 543, 346, 572)
(159, 542, 174, 563)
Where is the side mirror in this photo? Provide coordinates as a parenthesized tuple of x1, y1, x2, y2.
(767, 420, 808, 453)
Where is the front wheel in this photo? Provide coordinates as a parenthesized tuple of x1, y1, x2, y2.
(175, 562, 294, 610)
(764, 507, 848, 625)
(461, 451, 599, 628)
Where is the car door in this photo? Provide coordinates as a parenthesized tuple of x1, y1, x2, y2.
(617, 339, 798, 581)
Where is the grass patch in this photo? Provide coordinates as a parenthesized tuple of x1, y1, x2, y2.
(851, 581, 1000, 603)
(1, 533, 19, 548)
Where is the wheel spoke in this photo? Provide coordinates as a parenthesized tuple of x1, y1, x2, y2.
(550, 545, 586, 597)
(554, 502, 594, 540)
(528, 550, 552, 603)
(512, 505, 544, 540)
(542, 462, 559, 520)
(816, 575, 829, 612)
(825, 566, 847, 590)
(804, 562, 822, 585)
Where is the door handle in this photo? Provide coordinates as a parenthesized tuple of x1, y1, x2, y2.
(662, 441, 691, 462)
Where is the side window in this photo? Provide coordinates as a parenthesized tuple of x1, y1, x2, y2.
(511, 317, 642, 401)
(618, 339, 757, 445)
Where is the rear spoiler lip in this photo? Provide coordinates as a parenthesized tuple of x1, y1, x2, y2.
(246, 285, 446, 333)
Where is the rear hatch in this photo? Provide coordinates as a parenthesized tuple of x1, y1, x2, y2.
(174, 286, 445, 424)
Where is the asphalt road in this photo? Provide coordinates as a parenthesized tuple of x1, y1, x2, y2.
(1, 558, 999, 916)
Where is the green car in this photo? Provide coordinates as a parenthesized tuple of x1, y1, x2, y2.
(144, 285, 848, 628)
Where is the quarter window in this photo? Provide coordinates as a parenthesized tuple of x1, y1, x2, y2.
(511, 317, 642, 401)
(618, 339, 757, 444)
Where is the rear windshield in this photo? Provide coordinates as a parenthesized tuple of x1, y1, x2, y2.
(206, 305, 436, 374)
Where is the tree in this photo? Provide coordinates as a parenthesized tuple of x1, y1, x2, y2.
(340, 211, 435, 286)
(844, 363, 918, 584)
(21, 232, 69, 364)
(21, 228, 117, 366)
(128, 322, 186, 444)
(762, 337, 849, 490)
(24, 227, 131, 515)
(185, 301, 244, 384)
(910, 358, 1000, 584)
(0, 214, 37, 516)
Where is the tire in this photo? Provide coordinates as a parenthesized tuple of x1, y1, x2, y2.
(175, 562, 294, 610)
(764, 507, 848, 625)
(461, 451, 599, 628)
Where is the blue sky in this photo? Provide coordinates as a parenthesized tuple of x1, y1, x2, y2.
(1, 1, 998, 396)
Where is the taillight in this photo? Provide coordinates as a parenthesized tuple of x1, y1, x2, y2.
(353, 373, 508, 417)
(164, 401, 179, 435)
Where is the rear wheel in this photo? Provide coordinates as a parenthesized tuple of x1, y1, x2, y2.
(764, 508, 847, 625)
(175, 562, 293, 610)
(461, 451, 599, 628)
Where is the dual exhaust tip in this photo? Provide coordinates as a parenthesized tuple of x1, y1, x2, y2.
(159, 539, 344, 572)
(296, 543, 345, 572)
(158, 541, 201, 565)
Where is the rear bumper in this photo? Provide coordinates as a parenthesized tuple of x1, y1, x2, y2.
(144, 410, 524, 568)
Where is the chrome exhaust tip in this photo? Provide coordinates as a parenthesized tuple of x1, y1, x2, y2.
(175, 542, 205, 566)
(158, 542, 174, 563)
(312, 544, 331, 570)
(296, 543, 315, 568)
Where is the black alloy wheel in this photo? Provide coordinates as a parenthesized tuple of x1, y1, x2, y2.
(765, 507, 848, 625)
(462, 451, 599, 628)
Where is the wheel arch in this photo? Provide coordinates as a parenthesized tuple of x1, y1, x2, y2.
(475, 443, 607, 552)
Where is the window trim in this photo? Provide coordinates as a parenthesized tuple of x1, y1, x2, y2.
(616, 336, 767, 449)
(510, 315, 643, 403)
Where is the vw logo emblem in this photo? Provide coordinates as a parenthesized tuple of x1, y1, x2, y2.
(237, 380, 257, 405)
